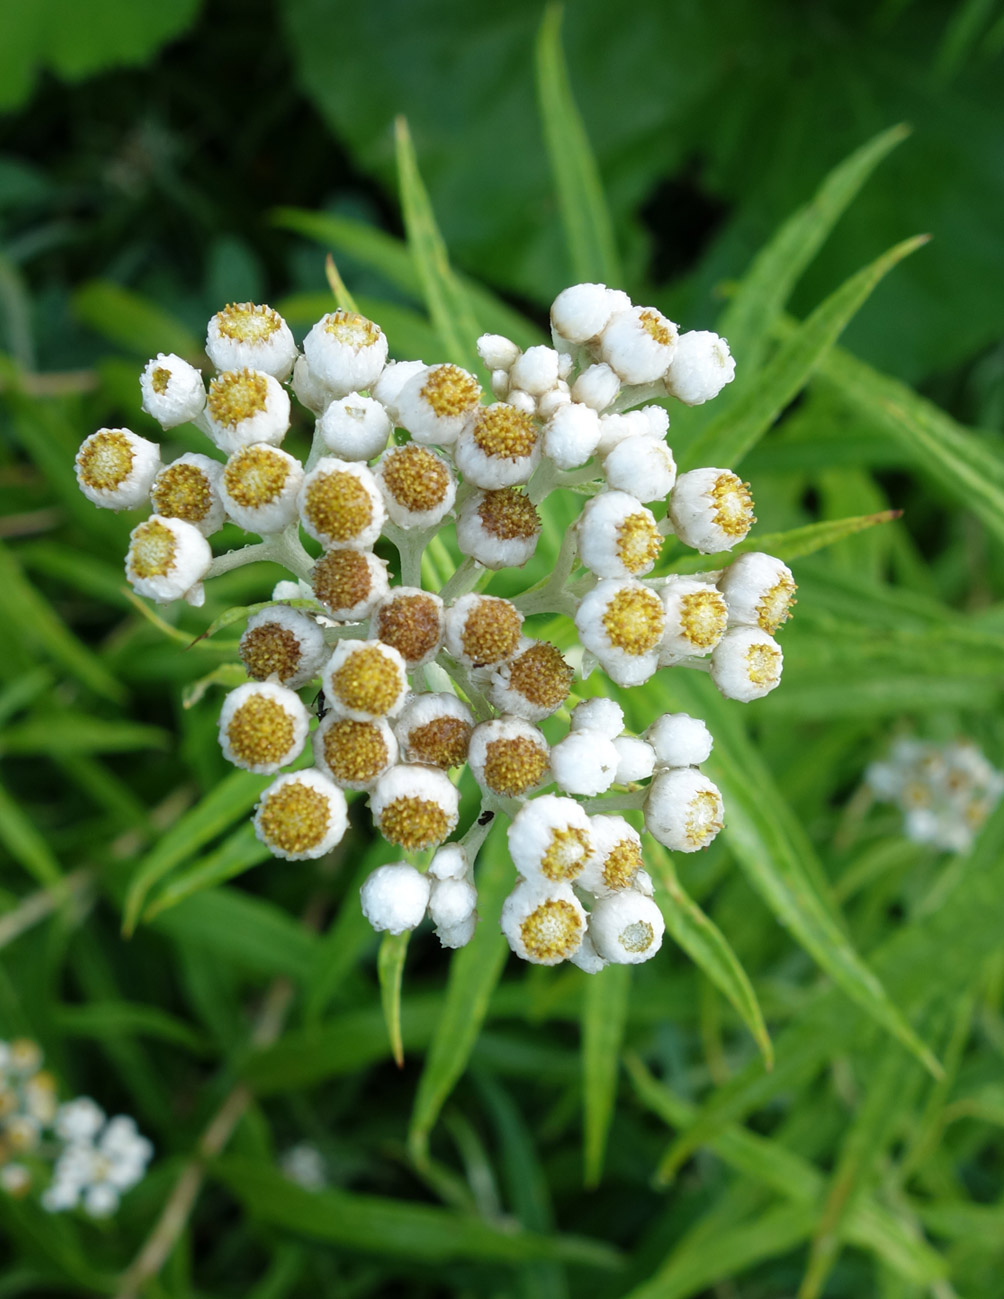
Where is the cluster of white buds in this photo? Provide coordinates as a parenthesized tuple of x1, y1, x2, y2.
(0, 1039, 153, 1217)
(74, 285, 797, 970)
(866, 738, 1003, 853)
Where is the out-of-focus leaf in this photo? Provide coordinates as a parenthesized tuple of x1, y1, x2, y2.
(668, 511, 901, 575)
(0, 714, 169, 756)
(53, 1000, 208, 1053)
(143, 821, 273, 921)
(535, 4, 620, 286)
(378, 930, 410, 1069)
(0, 777, 62, 887)
(72, 280, 201, 359)
(582, 962, 630, 1187)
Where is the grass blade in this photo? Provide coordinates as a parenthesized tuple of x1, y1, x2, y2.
(378, 929, 410, 1069)
(582, 962, 630, 1187)
(72, 280, 201, 359)
(669, 510, 901, 574)
(143, 821, 273, 921)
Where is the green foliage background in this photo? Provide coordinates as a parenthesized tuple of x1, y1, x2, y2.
(1, 1, 1003, 1296)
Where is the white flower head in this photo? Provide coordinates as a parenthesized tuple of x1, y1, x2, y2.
(600, 304, 679, 384)
(254, 769, 348, 861)
(291, 353, 331, 416)
(221, 443, 304, 535)
(435, 913, 478, 949)
(429, 843, 470, 880)
(578, 491, 662, 579)
(468, 716, 550, 799)
(710, 627, 784, 702)
(393, 692, 474, 770)
(299, 457, 385, 549)
(613, 735, 656, 783)
(509, 345, 561, 397)
(570, 362, 621, 411)
(444, 593, 523, 668)
(218, 681, 310, 774)
(205, 368, 290, 454)
(370, 358, 428, 421)
(578, 815, 644, 896)
(140, 354, 206, 428)
(542, 401, 602, 470)
(0, 1163, 30, 1197)
(302, 310, 388, 398)
(395, 363, 482, 445)
(490, 368, 511, 400)
(316, 392, 392, 461)
(575, 579, 666, 687)
(370, 587, 444, 668)
(240, 606, 328, 690)
(569, 930, 607, 974)
(476, 333, 521, 372)
(569, 697, 624, 739)
(500, 878, 586, 965)
(661, 576, 729, 659)
(507, 794, 596, 885)
(322, 639, 408, 721)
(645, 767, 724, 852)
(150, 453, 226, 536)
(537, 380, 571, 421)
(664, 330, 736, 406)
(429, 876, 478, 929)
(549, 731, 619, 797)
(589, 891, 665, 964)
(360, 863, 431, 934)
(550, 283, 630, 346)
(55, 1097, 106, 1144)
(668, 467, 755, 554)
(646, 712, 713, 767)
(375, 442, 456, 528)
(488, 638, 573, 721)
(76, 428, 161, 510)
(454, 402, 542, 487)
(718, 552, 797, 634)
(369, 765, 460, 852)
(457, 488, 541, 569)
(125, 515, 212, 606)
(602, 434, 677, 502)
(206, 303, 298, 381)
(311, 548, 389, 621)
(314, 713, 398, 791)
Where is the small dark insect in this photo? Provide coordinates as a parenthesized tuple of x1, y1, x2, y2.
(477, 809, 495, 826)
(314, 690, 328, 723)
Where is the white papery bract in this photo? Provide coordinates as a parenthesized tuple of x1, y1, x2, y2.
(151, 453, 226, 536)
(457, 488, 541, 569)
(577, 491, 662, 579)
(221, 444, 304, 534)
(575, 579, 665, 687)
(578, 814, 644, 896)
(396, 363, 481, 445)
(510, 345, 561, 396)
(429, 876, 478, 929)
(549, 731, 619, 797)
(254, 770, 348, 861)
(313, 713, 398, 791)
(569, 697, 624, 739)
(647, 713, 714, 768)
(299, 457, 385, 549)
(302, 310, 388, 397)
(718, 551, 797, 634)
(317, 392, 392, 461)
(323, 639, 409, 721)
(218, 682, 310, 774)
(711, 626, 784, 702)
(663, 330, 736, 405)
(550, 282, 629, 346)
(240, 606, 327, 690)
(500, 878, 586, 965)
(125, 515, 211, 605)
(376, 443, 456, 529)
(507, 795, 596, 885)
(661, 576, 728, 658)
(571, 361, 620, 410)
(140, 354, 207, 428)
(612, 735, 656, 784)
(369, 764, 460, 851)
(206, 303, 298, 380)
(360, 864, 431, 935)
(205, 368, 290, 454)
(542, 401, 602, 469)
(589, 891, 665, 964)
(645, 767, 725, 852)
(600, 304, 678, 384)
(669, 467, 755, 554)
(602, 434, 677, 501)
(393, 692, 473, 769)
(76, 429, 161, 510)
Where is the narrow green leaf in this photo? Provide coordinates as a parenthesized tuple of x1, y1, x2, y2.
(0, 777, 62, 887)
(304, 858, 387, 1023)
(394, 116, 482, 372)
(212, 1156, 623, 1268)
(324, 252, 358, 313)
(683, 235, 929, 470)
(53, 1000, 208, 1053)
(0, 714, 169, 756)
(669, 511, 901, 575)
(193, 598, 320, 644)
(378, 930, 410, 1069)
(648, 844, 772, 1068)
(409, 831, 511, 1162)
(123, 769, 268, 935)
(72, 280, 200, 359)
(143, 821, 273, 922)
(582, 963, 630, 1187)
(535, 4, 621, 285)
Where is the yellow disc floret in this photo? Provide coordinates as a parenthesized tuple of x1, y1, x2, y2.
(329, 645, 403, 716)
(602, 586, 664, 656)
(319, 719, 391, 785)
(540, 826, 592, 882)
(477, 488, 540, 539)
(483, 736, 549, 797)
(421, 363, 482, 417)
(223, 446, 290, 507)
(152, 463, 213, 524)
(378, 796, 453, 851)
(302, 469, 375, 542)
(208, 369, 270, 428)
(381, 444, 451, 513)
(76, 430, 134, 490)
(128, 519, 177, 578)
(710, 472, 755, 540)
(258, 783, 331, 856)
(520, 898, 583, 962)
(616, 511, 663, 574)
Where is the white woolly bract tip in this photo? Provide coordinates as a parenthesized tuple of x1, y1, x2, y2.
(370, 359, 428, 420)
(646, 713, 713, 767)
(550, 732, 619, 797)
(76, 429, 161, 510)
(718, 551, 796, 635)
(602, 434, 677, 502)
(500, 879, 586, 965)
(317, 393, 392, 461)
(506, 794, 596, 884)
(613, 735, 656, 783)
(205, 369, 290, 454)
(477, 333, 521, 372)
(125, 515, 211, 604)
(218, 681, 310, 774)
(254, 769, 348, 861)
(429, 843, 470, 880)
(298, 457, 385, 549)
(220, 444, 304, 535)
(429, 876, 478, 929)
(571, 362, 620, 411)
(436, 913, 479, 949)
(206, 304, 298, 381)
(360, 864, 431, 935)
(542, 402, 602, 470)
(291, 354, 331, 416)
(664, 330, 736, 406)
(510, 345, 561, 397)
(569, 697, 624, 739)
(569, 931, 607, 973)
(668, 467, 755, 554)
(140, 354, 206, 429)
(710, 626, 783, 702)
(578, 491, 662, 579)
(550, 283, 629, 344)
(645, 767, 724, 852)
(240, 605, 327, 690)
(302, 311, 388, 399)
(589, 891, 665, 964)
(600, 305, 678, 385)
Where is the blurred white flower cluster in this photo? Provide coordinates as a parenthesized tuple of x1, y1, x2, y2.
(866, 738, 1003, 853)
(74, 287, 798, 969)
(0, 1039, 152, 1217)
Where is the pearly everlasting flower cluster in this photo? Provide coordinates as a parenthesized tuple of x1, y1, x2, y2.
(0, 1039, 153, 1216)
(866, 738, 1003, 853)
(75, 287, 797, 970)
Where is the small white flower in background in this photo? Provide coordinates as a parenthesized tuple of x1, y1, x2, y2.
(73, 283, 796, 971)
(866, 738, 1004, 853)
(280, 1143, 328, 1191)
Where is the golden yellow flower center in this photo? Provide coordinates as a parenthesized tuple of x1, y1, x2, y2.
(374, 594, 442, 665)
(420, 364, 482, 417)
(477, 488, 540, 540)
(602, 586, 664, 655)
(686, 790, 724, 847)
(311, 549, 374, 615)
(602, 837, 642, 890)
(483, 736, 548, 797)
(381, 444, 450, 513)
(506, 642, 572, 711)
(472, 403, 538, 458)
(679, 589, 728, 650)
(151, 367, 172, 395)
(757, 575, 797, 634)
(322, 310, 382, 347)
(540, 826, 592, 882)
(459, 598, 522, 666)
(406, 717, 472, 769)
(240, 623, 304, 683)
(330, 646, 402, 715)
(215, 302, 282, 343)
(619, 920, 655, 953)
(616, 512, 662, 573)
(258, 782, 331, 855)
(520, 899, 583, 962)
(224, 446, 290, 508)
(208, 369, 270, 427)
(129, 519, 177, 578)
(77, 431, 134, 489)
(152, 463, 213, 523)
(639, 309, 673, 346)
(744, 641, 782, 688)
(710, 472, 755, 540)
(303, 469, 374, 542)
(319, 719, 390, 785)
(226, 695, 295, 767)
(378, 796, 451, 851)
